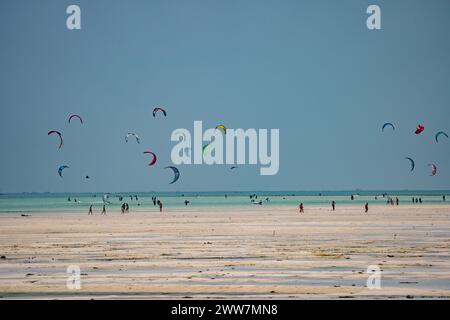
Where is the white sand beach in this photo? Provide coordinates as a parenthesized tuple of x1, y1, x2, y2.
(1, 205, 450, 299)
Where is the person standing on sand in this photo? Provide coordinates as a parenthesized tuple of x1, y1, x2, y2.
(121, 203, 125, 215)
(159, 201, 163, 212)
(101, 205, 106, 215)
(299, 203, 304, 213)
(331, 201, 336, 211)
(396, 197, 399, 206)
(365, 203, 369, 213)
(88, 205, 93, 215)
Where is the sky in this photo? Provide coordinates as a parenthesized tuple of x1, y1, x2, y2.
(0, 0, 450, 193)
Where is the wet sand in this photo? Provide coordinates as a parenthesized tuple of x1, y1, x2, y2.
(1, 205, 450, 299)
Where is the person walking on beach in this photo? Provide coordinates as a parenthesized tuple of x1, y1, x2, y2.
(101, 205, 106, 215)
(121, 203, 125, 215)
(88, 205, 93, 215)
(396, 197, 399, 206)
(158, 200, 163, 212)
(299, 203, 304, 213)
(365, 203, 369, 213)
(331, 201, 336, 211)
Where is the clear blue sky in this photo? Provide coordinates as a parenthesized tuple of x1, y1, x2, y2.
(1, 0, 449, 193)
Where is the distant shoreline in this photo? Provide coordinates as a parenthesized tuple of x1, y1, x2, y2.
(1, 190, 450, 197)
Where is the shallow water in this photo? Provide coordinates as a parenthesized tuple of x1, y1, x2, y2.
(0, 191, 448, 213)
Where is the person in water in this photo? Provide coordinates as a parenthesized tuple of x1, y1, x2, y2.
(396, 197, 399, 206)
(184, 200, 190, 206)
(331, 201, 336, 211)
(365, 203, 369, 213)
(101, 205, 106, 215)
(159, 201, 163, 212)
(121, 203, 125, 215)
(88, 205, 93, 215)
(444, 195, 446, 202)
(299, 203, 304, 213)
(125, 203, 129, 213)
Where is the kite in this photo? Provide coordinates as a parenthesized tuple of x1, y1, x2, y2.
(382, 123, 395, 132)
(405, 157, 415, 172)
(68, 114, 83, 124)
(215, 125, 227, 134)
(58, 165, 69, 178)
(165, 166, 180, 184)
(415, 124, 425, 135)
(125, 133, 140, 144)
(143, 151, 157, 166)
(429, 163, 437, 176)
(48, 131, 63, 149)
(153, 107, 167, 117)
(435, 131, 448, 143)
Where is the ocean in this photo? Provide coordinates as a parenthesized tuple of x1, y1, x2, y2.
(0, 191, 448, 213)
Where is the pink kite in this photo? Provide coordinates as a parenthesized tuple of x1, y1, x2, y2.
(415, 124, 425, 135)
(143, 151, 157, 166)
(429, 163, 437, 176)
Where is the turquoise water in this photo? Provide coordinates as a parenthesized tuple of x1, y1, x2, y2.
(0, 191, 448, 213)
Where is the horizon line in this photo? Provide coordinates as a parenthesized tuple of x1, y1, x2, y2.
(2, 189, 450, 195)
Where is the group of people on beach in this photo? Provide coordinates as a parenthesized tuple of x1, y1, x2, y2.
(85, 196, 164, 215)
(386, 197, 400, 205)
(88, 204, 106, 215)
(84, 193, 447, 216)
(121, 203, 130, 214)
(299, 201, 369, 213)
(151, 196, 163, 212)
(411, 197, 424, 204)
